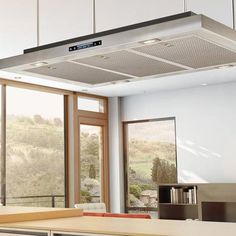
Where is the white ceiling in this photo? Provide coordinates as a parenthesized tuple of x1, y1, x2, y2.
(1, 66, 236, 97)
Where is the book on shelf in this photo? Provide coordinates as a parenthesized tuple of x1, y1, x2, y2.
(170, 186, 197, 204)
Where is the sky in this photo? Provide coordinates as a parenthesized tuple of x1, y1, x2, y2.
(128, 119, 176, 144)
(6, 86, 64, 119)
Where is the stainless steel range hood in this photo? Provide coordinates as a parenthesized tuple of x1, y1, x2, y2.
(1, 12, 236, 87)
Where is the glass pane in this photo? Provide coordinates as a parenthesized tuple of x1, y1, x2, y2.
(78, 96, 105, 113)
(126, 119, 177, 217)
(6, 87, 65, 207)
(80, 125, 102, 203)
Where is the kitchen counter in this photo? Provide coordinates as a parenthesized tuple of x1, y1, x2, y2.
(1, 215, 236, 236)
(0, 206, 83, 223)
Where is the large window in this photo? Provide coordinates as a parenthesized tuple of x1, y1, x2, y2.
(124, 118, 177, 217)
(0, 86, 65, 207)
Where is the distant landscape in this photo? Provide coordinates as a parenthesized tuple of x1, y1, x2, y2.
(2, 115, 177, 209)
(2, 115, 102, 207)
(127, 120, 177, 209)
(80, 128, 101, 203)
(5, 115, 65, 207)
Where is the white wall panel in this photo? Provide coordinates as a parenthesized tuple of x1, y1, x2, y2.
(186, 0, 233, 28)
(95, 0, 184, 32)
(39, 0, 93, 45)
(0, 0, 37, 59)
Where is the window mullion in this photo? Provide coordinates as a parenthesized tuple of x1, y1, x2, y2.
(1, 85, 6, 206)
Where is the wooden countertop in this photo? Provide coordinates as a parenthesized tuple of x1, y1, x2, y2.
(0, 206, 83, 223)
(1, 215, 236, 236)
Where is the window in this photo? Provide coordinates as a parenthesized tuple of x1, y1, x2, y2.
(76, 95, 109, 209)
(80, 124, 102, 203)
(5, 86, 65, 207)
(78, 96, 105, 113)
(124, 118, 177, 217)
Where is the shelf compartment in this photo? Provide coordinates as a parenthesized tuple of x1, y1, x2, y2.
(159, 204, 198, 220)
(159, 185, 198, 204)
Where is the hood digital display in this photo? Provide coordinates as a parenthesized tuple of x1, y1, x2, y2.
(69, 40, 102, 52)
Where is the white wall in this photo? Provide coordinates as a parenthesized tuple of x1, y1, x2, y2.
(0, 0, 37, 59)
(95, 0, 184, 32)
(108, 97, 125, 213)
(121, 82, 236, 183)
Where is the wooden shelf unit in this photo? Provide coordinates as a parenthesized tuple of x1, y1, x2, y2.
(158, 183, 236, 221)
(158, 184, 198, 220)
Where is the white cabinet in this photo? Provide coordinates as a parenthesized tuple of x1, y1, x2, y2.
(95, 0, 184, 32)
(52, 232, 113, 236)
(39, 0, 94, 45)
(0, 0, 37, 59)
(186, 0, 233, 28)
(0, 227, 49, 235)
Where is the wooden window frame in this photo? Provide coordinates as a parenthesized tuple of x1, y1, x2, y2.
(74, 94, 110, 211)
(123, 117, 178, 213)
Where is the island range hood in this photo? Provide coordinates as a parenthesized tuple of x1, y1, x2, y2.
(1, 12, 236, 87)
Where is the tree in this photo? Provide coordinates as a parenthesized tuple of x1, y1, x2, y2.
(81, 190, 92, 203)
(33, 114, 45, 124)
(130, 184, 142, 199)
(89, 164, 96, 179)
(54, 118, 62, 126)
(151, 157, 177, 184)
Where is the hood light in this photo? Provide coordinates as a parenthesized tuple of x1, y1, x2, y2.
(141, 39, 160, 45)
(201, 83, 208, 86)
(31, 62, 48, 67)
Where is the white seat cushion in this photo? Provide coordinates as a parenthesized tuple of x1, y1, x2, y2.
(74, 202, 106, 213)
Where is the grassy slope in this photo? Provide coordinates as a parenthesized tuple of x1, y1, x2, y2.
(128, 139, 176, 179)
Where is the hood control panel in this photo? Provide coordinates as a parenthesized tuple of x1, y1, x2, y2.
(69, 40, 102, 52)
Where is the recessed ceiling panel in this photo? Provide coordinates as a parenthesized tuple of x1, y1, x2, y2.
(133, 36, 236, 69)
(74, 50, 185, 77)
(25, 61, 131, 85)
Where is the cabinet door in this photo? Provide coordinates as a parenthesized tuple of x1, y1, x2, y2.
(95, 0, 184, 32)
(52, 233, 114, 236)
(186, 0, 233, 28)
(0, 228, 49, 235)
(0, 0, 37, 59)
(39, 0, 93, 45)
